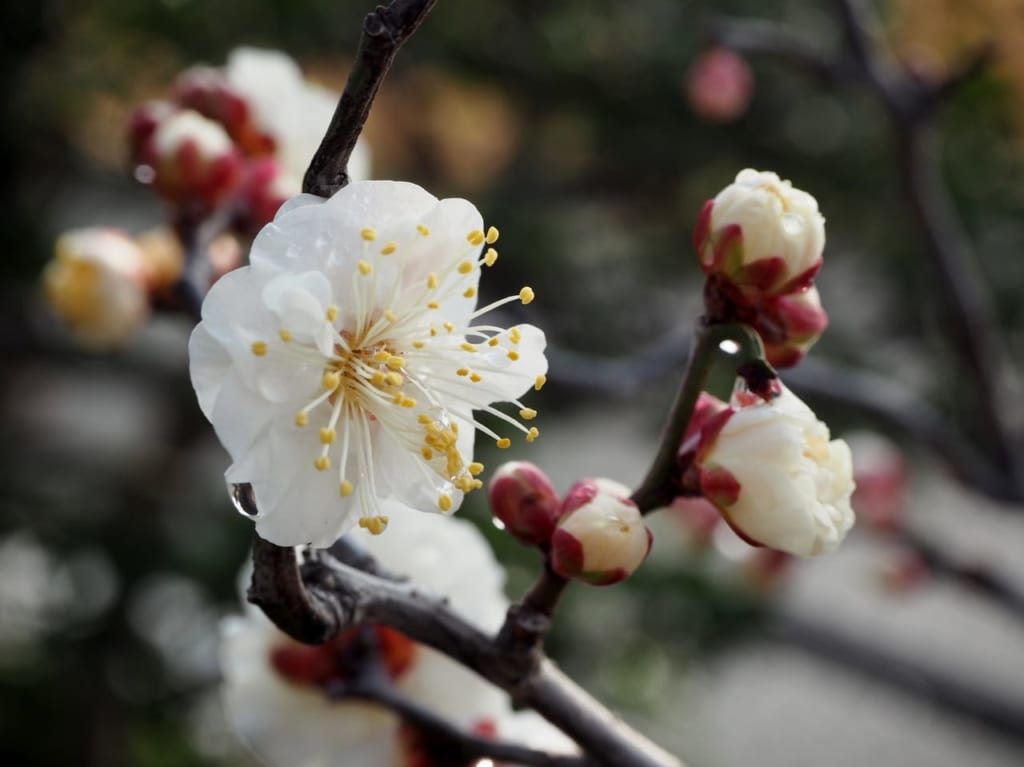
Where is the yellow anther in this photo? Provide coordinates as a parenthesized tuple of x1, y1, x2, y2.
(421, 447, 434, 460)
(467, 229, 485, 246)
(470, 373, 482, 383)
(484, 248, 498, 266)
(384, 309, 398, 323)
(456, 368, 469, 377)
(418, 413, 433, 425)
(534, 374, 547, 391)
(392, 393, 404, 405)
(358, 260, 373, 276)
(507, 350, 520, 361)
(451, 422, 459, 433)
(358, 517, 368, 529)
(463, 287, 477, 299)
(386, 355, 405, 370)
(526, 427, 540, 443)
(472, 479, 484, 490)
(430, 327, 438, 337)
(438, 494, 453, 512)
(413, 341, 426, 349)
(319, 428, 336, 444)
(510, 327, 522, 344)
(457, 260, 474, 274)
(519, 287, 536, 304)
(367, 516, 389, 535)
(461, 342, 477, 353)
(427, 301, 440, 310)
(427, 273, 439, 289)
(371, 371, 386, 387)
(322, 371, 341, 390)
(373, 350, 389, 362)
(295, 412, 309, 427)
(360, 227, 377, 242)
(519, 408, 538, 420)
(444, 321, 455, 332)
(456, 475, 475, 493)
(417, 224, 431, 236)
(486, 226, 499, 244)
(340, 480, 354, 497)
(251, 341, 268, 356)
(314, 455, 331, 471)
(488, 337, 500, 347)
(279, 329, 293, 342)
(468, 462, 485, 476)
(496, 438, 511, 449)
(387, 371, 404, 386)
(401, 397, 417, 408)
(381, 241, 397, 255)
(326, 305, 339, 322)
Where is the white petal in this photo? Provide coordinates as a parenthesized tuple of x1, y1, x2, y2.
(188, 324, 230, 420)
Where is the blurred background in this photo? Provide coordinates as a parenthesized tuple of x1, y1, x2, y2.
(2, 0, 1024, 765)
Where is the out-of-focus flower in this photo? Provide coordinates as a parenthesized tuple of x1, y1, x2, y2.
(550, 478, 651, 586)
(693, 385, 855, 557)
(695, 169, 825, 298)
(189, 180, 547, 546)
(847, 431, 909, 532)
(488, 461, 561, 546)
(221, 511, 512, 767)
(685, 48, 753, 123)
(148, 110, 245, 208)
(43, 228, 151, 348)
(753, 285, 829, 369)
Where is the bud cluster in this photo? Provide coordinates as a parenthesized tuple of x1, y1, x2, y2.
(695, 169, 829, 368)
(488, 464, 651, 586)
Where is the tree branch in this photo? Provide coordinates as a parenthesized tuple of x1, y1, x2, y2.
(302, 0, 438, 197)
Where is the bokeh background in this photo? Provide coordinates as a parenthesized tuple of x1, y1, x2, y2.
(2, 1, 1024, 765)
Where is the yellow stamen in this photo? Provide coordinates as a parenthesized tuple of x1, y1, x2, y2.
(534, 375, 547, 391)
(400, 397, 417, 408)
(466, 229, 485, 246)
(427, 301, 440, 310)
(519, 408, 537, 420)
(326, 305, 339, 322)
(387, 371, 404, 386)
(314, 456, 331, 471)
(295, 412, 309, 427)
(486, 226, 499, 244)
(488, 337, 499, 347)
(322, 371, 341, 389)
(386, 355, 405, 370)
(507, 350, 520, 361)
(413, 341, 426, 349)
(470, 373, 482, 383)
(427, 273, 439, 289)
(463, 287, 477, 299)
(457, 260, 474, 274)
(526, 427, 540, 443)
(468, 462, 484, 476)
(340, 480, 354, 497)
(510, 327, 522, 344)
(360, 227, 377, 242)
(496, 438, 511, 449)
(417, 224, 431, 237)
(484, 248, 498, 266)
(381, 241, 397, 255)
(444, 321, 454, 333)
(251, 341, 268, 356)
(438, 494, 453, 512)
(456, 368, 469, 377)
(279, 329, 292, 342)
(421, 447, 434, 460)
(358, 260, 373, 276)
(461, 342, 477, 353)
(319, 428, 336, 444)
(384, 309, 398, 323)
(519, 287, 535, 304)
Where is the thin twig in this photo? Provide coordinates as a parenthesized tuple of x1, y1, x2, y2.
(303, 0, 438, 196)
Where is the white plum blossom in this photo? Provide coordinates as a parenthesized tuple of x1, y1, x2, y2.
(694, 385, 855, 557)
(695, 168, 825, 296)
(225, 47, 371, 185)
(221, 510, 576, 766)
(189, 180, 547, 546)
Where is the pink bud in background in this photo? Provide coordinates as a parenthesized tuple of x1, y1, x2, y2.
(488, 461, 561, 547)
(148, 110, 245, 209)
(846, 431, 909, 532)
(685, 48, 753, 123)
(128, 100, 177, 167)
(174, 65, 276, 157)
(236, 157, 296, 233)
(755, 285, 829, 368)
(551, 479, 652, 586)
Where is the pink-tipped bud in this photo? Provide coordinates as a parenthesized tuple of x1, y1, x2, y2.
(149, 110, 244, 208)
(685, 48, 753, 123)
(847, 431, 909, 532)
(236, 157, 298, 234)
(754, 285, 829, 368)
(550, 478, 652, 586)
(488, 461, 561, 546)
(173, 64, 275, 157)
(128, 100, 177, 166)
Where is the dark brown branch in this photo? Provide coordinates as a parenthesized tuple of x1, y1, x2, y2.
(302, 0, 438, 197)
(496, 563, 569, 661)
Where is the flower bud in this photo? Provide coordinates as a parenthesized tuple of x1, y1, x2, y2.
(43, 228, 150, 348)
(488, 461, 561, 546)
(236, 157, 297, 233)
(173, 64, 276, 157)
(551, 478, 652, 585)
(149, 109, 244, 208)
(128, 100, 177, 166)
(754, 285, 829, 368)
(694, 384, 855, 557)
(685, 48, 753, 123)
(695, 169, 825, 297)
(847, 431, 909, 532)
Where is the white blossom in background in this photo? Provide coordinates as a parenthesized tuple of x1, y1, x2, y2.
(695, 168, 826, 296)
(694, 385, 855, 557)
(43, 228, 151, 348)
(189, 180, 547, 546)
(225, 47, 371, 186)
(221, 511, 572, 766)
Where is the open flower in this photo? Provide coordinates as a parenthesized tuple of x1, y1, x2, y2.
(695, 169, 825, 297)
(221, 510, 511, 766)
(189, 180, 547, 546)
(693, 385, 855, 557)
